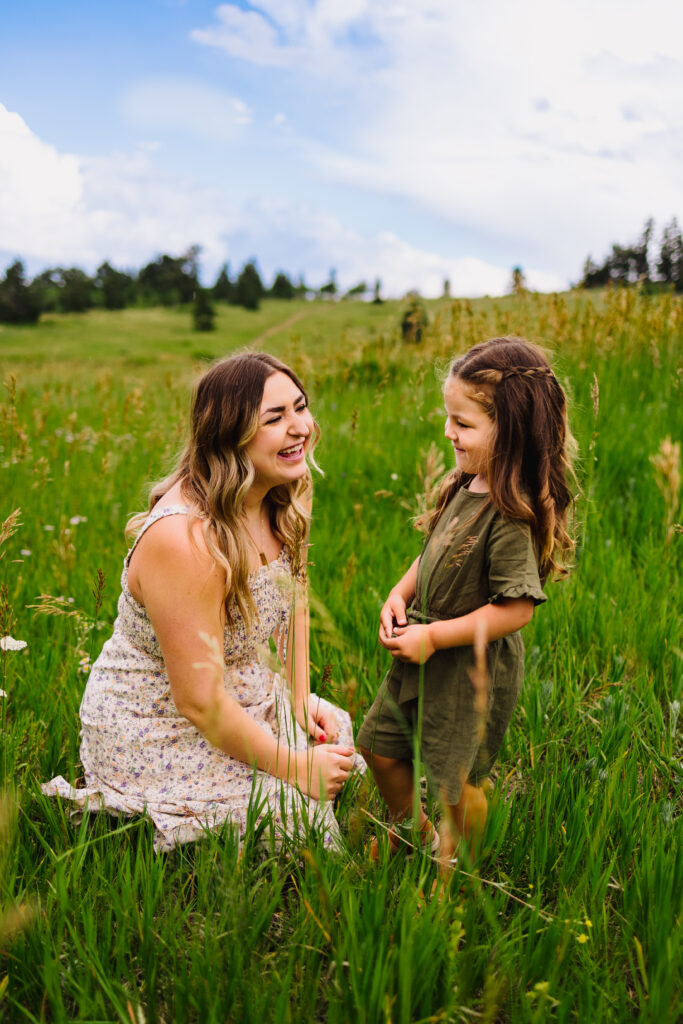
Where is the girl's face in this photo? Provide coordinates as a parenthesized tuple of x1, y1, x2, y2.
(247, 371, 314, 490)
(443, 377, 495, 483)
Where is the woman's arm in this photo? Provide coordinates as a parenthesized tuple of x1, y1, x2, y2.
(130, 516, 353, 797)
(383, 597, 534, 664)
(282, 550, 340, 743)
(378, 556, 420, 647)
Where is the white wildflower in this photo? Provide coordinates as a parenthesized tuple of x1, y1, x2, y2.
(69, 516, 87, 525)
(0, 636, 27, 652)
(0, 689, 6, 698)
(43, 524, 55, 532)
(20, 549, 31, 557)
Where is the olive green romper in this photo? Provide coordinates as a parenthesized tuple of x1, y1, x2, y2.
(357, 487, 546, 805)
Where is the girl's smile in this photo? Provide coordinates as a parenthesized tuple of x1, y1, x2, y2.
(443, 377, 495, 489)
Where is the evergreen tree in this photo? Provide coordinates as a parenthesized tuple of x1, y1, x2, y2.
(212, 263, 234, 303)
(442, 278, 451, 299)
(372, 278, 383, 304)
(293, 275, 310, 299)
(343, 281, 367, 300)
(581, 218, 656, 288)
(57, 268, 95, 312)
(0, 261, 42, 324)
(270, 272, 295, 299)
(193, 288, 216, 331)
(138, 250, 198, 306)
(318, 268, 338, 300)
(657, 219, 683, 290)
(96, 262, 135, 309)
(581, 256, 610, 289)
(32, 269, 61, 311)
(234, 261, 264, 310)
(510, 266, 528, 295)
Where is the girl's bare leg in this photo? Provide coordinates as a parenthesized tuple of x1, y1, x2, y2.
(439, 780, 489, 872)
(359, 747, 433, 849)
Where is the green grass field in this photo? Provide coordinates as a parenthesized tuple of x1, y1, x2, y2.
(0, 288, 681, 1022)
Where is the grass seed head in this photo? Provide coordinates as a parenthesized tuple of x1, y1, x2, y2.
(650, 436, 681, 544)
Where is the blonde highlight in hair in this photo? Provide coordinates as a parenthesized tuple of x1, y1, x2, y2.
(421, 336, 576, 580)
(126, 352, 319, 633)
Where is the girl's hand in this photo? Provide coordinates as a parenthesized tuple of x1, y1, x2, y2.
(297, 745, 355, 801)
(379, 592, 408, 647)
(383, 624, 436, 665)
(295, 695, 339, 744)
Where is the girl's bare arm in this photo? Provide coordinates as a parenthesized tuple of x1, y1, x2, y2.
(378, 556, 420, 646)
(384, 597, 534, 664)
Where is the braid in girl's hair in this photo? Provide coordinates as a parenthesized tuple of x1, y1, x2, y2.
(423, 337, 576, 580)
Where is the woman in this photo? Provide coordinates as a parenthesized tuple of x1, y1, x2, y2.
(44, 352, 362, 851)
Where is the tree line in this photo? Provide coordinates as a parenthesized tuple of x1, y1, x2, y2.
(580, 217, 683, 291)
(0, 247, 378, 326)
(4, 216, 680, 326)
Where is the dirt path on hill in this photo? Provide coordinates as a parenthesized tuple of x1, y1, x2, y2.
(251, 309, 309, 346)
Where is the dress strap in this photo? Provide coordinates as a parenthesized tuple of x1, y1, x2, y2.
(125, 505, 190, 567)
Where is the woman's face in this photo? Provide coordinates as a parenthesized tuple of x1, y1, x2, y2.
(247, 371, 314, 490)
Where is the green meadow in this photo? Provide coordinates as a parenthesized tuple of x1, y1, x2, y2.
(0, 288, 681, 1022)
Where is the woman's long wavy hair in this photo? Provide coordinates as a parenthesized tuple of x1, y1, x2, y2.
(126, 352, 319, 633)
(421, 337, 576, 580)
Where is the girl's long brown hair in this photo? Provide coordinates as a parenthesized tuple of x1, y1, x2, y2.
(126, 352, 319, 633)
(422, 337, 576, 580)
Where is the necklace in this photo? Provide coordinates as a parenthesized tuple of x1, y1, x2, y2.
(241, 507, 269, 566)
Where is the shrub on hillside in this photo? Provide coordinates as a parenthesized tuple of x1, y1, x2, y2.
(400, 292, 429, 343)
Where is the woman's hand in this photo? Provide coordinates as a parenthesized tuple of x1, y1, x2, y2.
(296, 695, 340, 744)
(296, 744, 355, 801)
(379, 591, 408, 647)
(382, 623, 436, 665)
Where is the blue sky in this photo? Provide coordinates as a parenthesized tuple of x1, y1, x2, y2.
(1, 0, 682, 296)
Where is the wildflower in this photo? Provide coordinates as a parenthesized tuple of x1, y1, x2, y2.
(20, 549, 31, 557)
(576, 933, 588, 944)
(44, 524, 55, 532)
(69, 515, 88, 525)
(78, 656, 91, 674)
(390, 473, 399, 481)
(0, 637, 27, 652)
(0, 690, 6, 698)
(585, 918, 593, 928)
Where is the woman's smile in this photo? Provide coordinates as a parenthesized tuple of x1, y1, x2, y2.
(247, 371, 314, 488)
(278, 442, 305, 462)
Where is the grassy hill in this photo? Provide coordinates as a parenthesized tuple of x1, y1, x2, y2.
(0, 288, 681, 1021)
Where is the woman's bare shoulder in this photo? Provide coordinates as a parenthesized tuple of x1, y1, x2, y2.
(129, 511, 217, 600)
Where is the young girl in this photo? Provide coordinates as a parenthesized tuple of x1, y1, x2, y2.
(358, 336, 575, 868)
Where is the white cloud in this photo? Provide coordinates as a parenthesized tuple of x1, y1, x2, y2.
(191, 5, 305, 69)
(122, 78, 252, 140)
(0, 104, 233, 272)
(192, 1, 683, 278)
(225, 197, 564, 295)
(0, 102, 537, 296)
(0, 106, 84, 258)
